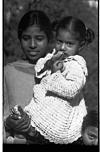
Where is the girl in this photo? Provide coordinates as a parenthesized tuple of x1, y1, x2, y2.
(5, 16, 95, 144)
(4, 10, 53, 144)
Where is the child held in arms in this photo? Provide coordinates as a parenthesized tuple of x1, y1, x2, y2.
(5, 16, 95, 144)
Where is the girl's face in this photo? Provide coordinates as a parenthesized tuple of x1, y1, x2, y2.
(20, 25, 49, 63)
(82, 126, 98, 146)
(55, 29, 80, 57)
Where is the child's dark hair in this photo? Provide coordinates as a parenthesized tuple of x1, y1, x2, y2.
(82, 110, 98, 133)
(18, 10, 53, 41)
(56, 16, 95, 46)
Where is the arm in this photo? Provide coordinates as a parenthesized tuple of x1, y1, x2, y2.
(3, 67, 10, 120)
(3, 67, 10, 143)
(3, 67, 31, 143)
(46, 60, 87, 99)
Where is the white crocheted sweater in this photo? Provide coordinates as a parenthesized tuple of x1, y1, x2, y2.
(24, 49, 88, 144)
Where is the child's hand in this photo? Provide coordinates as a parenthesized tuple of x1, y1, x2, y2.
(45, 52, 64, 71)
(52, 60, 64, 73)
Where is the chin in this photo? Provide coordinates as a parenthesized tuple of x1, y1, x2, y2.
(27, 57, 37, 64)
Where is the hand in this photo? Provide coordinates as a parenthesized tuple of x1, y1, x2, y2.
(5, 106, 31, 133)
(52, 60, 63, 73)
(44, 59, 53, 70)
(52, 52, 64, 62)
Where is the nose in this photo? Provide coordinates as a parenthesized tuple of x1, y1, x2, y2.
(61, 43, 66, 51)
(30, 39, 36, 48)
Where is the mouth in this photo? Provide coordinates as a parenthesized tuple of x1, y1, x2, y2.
(27, 50, 40, 56)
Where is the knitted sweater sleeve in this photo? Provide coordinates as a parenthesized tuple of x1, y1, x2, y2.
(45, 59, 87, 99)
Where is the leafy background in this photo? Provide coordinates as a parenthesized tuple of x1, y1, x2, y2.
(4, 0, 98, 111)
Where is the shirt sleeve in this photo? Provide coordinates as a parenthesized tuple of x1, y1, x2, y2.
(46, 60, 87, 99)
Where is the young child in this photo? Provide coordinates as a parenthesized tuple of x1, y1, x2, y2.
(82, 109, 98, 145)
(72, 109, 98, 145)
(6, 16, 95, 144)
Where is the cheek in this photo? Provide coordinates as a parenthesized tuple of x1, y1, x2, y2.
(21, 41, 28, 49)
(65, 48, 76, 55)
(83, 134, 93, 145)
(83, 136, 91, 145)
(38, 41, 48, 48)
(38, 41, 48, 55)
(69, 47, 78, 55)
(55, 44, 61, 50)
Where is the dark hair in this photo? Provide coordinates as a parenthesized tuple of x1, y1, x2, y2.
(51, 20, 59, 31)
(82, 110, 98, 133)
(18, 10, 53, 41)
(56, 16, 95, 46)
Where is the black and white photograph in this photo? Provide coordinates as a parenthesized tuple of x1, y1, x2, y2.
(3, 0, 99, 151)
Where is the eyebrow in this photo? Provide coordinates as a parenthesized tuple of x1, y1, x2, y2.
(88, 131, 97, 136)
(57, 37, 77, 41)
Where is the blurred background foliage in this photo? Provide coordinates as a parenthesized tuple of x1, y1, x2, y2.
(3, 0, 98, 111)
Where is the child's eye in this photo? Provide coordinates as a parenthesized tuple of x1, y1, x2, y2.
(56, 40, 62, 44)
(88, 134, 97, 140)
(66, 42, 73, 46)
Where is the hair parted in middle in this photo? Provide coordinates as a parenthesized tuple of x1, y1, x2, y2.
(18, 10, 53, 41)
(55, 16, 95, 46)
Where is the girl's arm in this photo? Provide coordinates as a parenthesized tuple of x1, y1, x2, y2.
(46, 60, 87, 99)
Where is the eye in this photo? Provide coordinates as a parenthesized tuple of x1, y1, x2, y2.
(88, 133, 97, 140)
(22, 35, 30, 41)
(56, 40, 62, 45)
(36, 36, 45, 41)
(66, 42, 73, 46)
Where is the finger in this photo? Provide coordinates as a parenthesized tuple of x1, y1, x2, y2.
(6, 113, 23, 129)
(16, 117, 31, 131)
(17, 106, 24, 115)
(5, 116, 17, 128)
(10, 114, 20, 120)
(15, 114, 31, 129)
(17, 122, 31, 133)
(16, 112, 29, 123)
(19, 125, 31, 133)
(52, 52, 63, 61)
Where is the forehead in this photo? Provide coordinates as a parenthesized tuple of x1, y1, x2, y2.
(57, 29, 77, 41)
(86, 126, 98, 134)
(22, 25, 46, 36)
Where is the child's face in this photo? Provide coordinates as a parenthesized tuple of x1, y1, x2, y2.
(82, 126, 98, 146)
(20, 25, 49, 63)
(55, 29, 80, 57)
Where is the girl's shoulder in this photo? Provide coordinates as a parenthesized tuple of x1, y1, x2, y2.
(5, 60, 34, 68)
(5, 60, 35, 69)
(4, 60, 35, 75)
(67, 55, 86, 65)
(65, 55, 88, 76)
